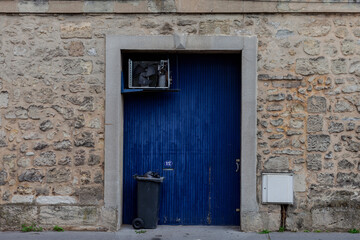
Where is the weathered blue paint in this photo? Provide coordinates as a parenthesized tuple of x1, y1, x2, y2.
(123, 54, 241, 225)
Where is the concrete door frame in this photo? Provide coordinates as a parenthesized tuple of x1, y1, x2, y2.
(105, 35, 258, 230)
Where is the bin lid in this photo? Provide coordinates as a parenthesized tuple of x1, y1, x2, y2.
(133, 171, 164, 183)
(135, 176, 164, 183)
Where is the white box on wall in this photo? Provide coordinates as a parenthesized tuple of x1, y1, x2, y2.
(262, 173, 293, 204)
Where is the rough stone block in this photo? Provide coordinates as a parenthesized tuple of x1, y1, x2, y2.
(270, 139, 290, 148)
(17, 186, 33, 195)
(311, 207, 355, 230)
(295, 57, 329, 76)
(28, 105, 43, 120)
(290, 119, 304, 129)
(264, 156, 289, 171)
(65, 41, 84, 57)
(349, 61, 360, 76)
(99, 207, 118, 231)
(18, 122, 34, 130)
(334, 100, 354, 112)
(297, 20, 331, 37)
(46, 168, 71, 183)
(53, 140, 72, 151)
(94, 171, 103, 184)
(60, 22, 92, 39)
(0, 91, 9, 108)
(268, 134, 284, 139)
(17, 157, 31, 168)
(306, 153, 322, 171)
(331, 58, 347, 74)
(62, 59, 93, 75)
(276, 29, 294, 38)
(266, 103, 283, 111)
(3, 154, 16, 170)
(18, 169, 44, 182)
(267, 93, 285, 102)
(80, 171, 91, 185)
(74, 149, 86, 166)
(325, 151, 333, 159)
(0, 130, 7, 147)
(317, 173, 334, 185)
(294, 158, 305, 164)
(11, 195, 34, 204)
(76, 186, 103, 205)
(328, 121, 344, 133)
(341, 136, 360, 152)
(74, 132, 95, 147)
(307, 96, 326, 113)
(59, 156, 72, 166)
(307, 134, 330, 152)
(307, 115, 323, 133)
(89, 118, 101, 129)
(0, 170, 7, 185)
(51, 105, 75, 120)
(36, 196, 77, 205)
(342, 85, 360, 93)
(273, 149, 304, 155)
(4, 111, 16, 119)
(286, 130, 303, 136)
(336, 172, 357, 186)
(303, 39, 320, 56)
(341, 39, 355, 56)
(199, 20, 230, 35)
(335, 27, 349, 39)
(294, 174, 306, 192)
(270, 118, 283, 127)
(23, 132, 42, 140)
(88, 154, 100, 166)
(33, 142, 49, 151)
(0, 206, 38, 230)
(34, 151, 56, 166)
(39, 206, 98, 225)
(54, 186, 73, 195)
(74, 115, 85, 128)
(62, 95, 94, 112)
(271, 81, 302, 88)
(15, 107, 28, 119)
(338, 159, 354, 170)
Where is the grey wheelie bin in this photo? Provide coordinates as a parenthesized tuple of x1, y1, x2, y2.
(132, 172, 164, 229)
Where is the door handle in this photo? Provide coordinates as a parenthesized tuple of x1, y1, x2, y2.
(236, 159, 240, 172)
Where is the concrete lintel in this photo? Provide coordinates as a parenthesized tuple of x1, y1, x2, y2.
(0, 0, 360, 13)
(105, 34, 257, 231)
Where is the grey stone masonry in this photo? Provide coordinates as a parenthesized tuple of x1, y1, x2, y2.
(307, 96, 326, 113)
(0, 10, 360, 233)
(307, 135, 331, 152)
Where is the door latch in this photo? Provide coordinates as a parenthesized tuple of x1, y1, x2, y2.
(235, 159, 240, 172)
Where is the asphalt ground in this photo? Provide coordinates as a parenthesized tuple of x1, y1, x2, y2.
(1, 225, 360, 240)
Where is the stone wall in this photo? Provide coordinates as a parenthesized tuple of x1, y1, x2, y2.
(0, 13, 360, 231)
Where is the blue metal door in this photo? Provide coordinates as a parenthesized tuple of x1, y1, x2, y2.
(123, 54, 241, 225)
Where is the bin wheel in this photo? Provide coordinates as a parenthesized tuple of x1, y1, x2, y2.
(132, 218, 144, 229)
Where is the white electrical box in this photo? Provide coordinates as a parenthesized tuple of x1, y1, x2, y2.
(262, 173, 293, 204)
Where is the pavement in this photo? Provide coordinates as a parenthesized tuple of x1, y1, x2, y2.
(1, 225, 360, 240)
